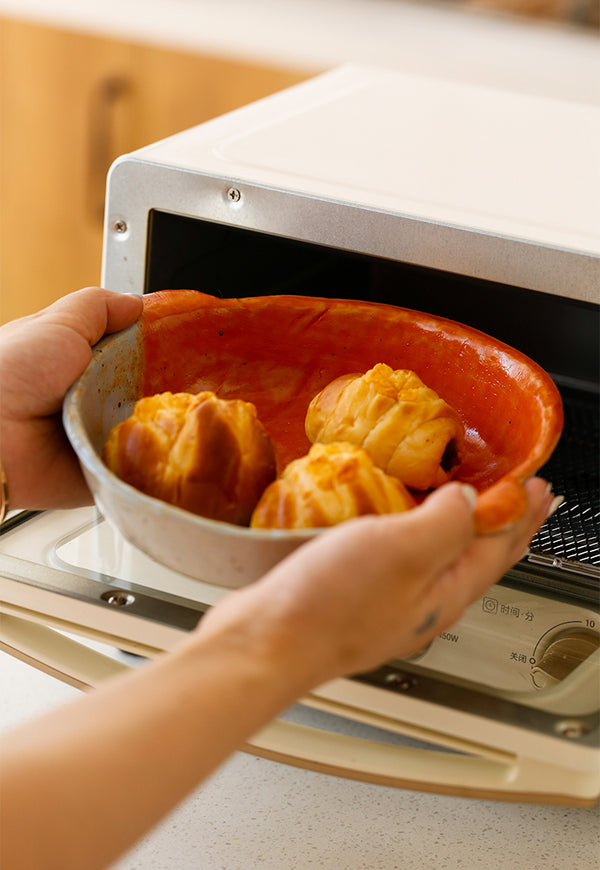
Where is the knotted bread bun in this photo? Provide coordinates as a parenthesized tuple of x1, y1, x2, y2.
(305, 364, 463, 490)
(251, 441, 415, 529)
(102, 391, 276, 525)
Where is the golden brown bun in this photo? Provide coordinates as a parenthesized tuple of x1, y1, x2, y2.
(250, 442, 415, 529)
(103, 391, 276, 525)
(305, 364, 464, 491)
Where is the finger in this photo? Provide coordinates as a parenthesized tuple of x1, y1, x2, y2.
(371, 481, 478, 577)
(0, 290, 142, 426)
(39, 287, 142, 347)
(280, 480, 477, 599)
(102, 290, 144, 336)
(420, 477, 554, 632)
(402, 477, 552, 644)
(463, 476, 553, 587)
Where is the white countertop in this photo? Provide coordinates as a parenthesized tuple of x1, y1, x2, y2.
(2, 649, 599, 870)
(1, 0, 599, 104)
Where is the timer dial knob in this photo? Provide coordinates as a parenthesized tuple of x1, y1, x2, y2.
(531, 628, 600, 689)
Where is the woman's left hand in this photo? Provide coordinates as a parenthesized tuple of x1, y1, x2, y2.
(0, 288, 142, 510)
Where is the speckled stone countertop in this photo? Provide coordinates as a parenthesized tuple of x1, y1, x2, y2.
(2, 650, 598, 870)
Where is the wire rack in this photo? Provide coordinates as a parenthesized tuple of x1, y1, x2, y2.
(530, 388, 600, 569)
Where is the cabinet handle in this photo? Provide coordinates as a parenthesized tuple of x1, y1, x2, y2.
(86, 75, 132, 226)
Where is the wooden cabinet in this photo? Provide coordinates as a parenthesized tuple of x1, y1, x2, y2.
(0, 18, 310, 322)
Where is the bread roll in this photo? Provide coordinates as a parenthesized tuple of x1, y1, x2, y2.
(305, 364, 463, 490)
(103, 391, 276, 525)
(250, 441, 415, 529)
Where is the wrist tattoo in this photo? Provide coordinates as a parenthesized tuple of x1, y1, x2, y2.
(415, 607, 441, 636)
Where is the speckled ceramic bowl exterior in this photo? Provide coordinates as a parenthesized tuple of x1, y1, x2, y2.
(63, 291, 563, 587)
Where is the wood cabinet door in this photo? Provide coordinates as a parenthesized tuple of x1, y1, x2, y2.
(0, 18, 309, 323)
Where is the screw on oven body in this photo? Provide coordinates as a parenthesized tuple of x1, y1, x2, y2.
(226, 187, 241, 202)
(556, 719, 591, 739)
(101, 590, 135, 607)
(113, 220, 128, 233)
(384, 671, 417, 691)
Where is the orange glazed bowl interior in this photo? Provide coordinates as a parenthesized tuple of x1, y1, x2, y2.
(64, 290, 563, 587)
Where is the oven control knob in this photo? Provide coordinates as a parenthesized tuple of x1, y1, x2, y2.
(531, 628, 600, 689)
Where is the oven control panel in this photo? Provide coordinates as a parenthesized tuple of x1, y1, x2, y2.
(406, 582, 599, 693)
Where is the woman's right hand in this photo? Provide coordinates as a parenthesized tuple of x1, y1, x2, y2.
(198, 477, 555, 690)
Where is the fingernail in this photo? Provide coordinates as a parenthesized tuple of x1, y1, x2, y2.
(460, 483, 478, 510)
(547, 494, 565, 518)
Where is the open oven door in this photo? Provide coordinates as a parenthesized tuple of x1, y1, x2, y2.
(2, 542, 599, 808)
